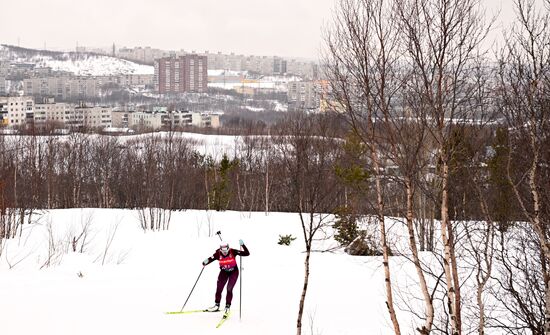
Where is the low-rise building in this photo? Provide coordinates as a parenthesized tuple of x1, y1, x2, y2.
(128, 111, 164, 129)
(73, 105, 113, 129)
(0, 96, 35, 127)
(164, 111, 219, 128)
(193, 112, 220, 128)
(128, 111, 220, 130)
(0, 96, 219, 131)
(111, 111, 130, 128)
(0, 98, 8, 126)
(34, 98, 74, 125)
(24, 74, 154, 100)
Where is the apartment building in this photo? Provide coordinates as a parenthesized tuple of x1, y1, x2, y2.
(73, 105, 113, 128)
(273, 57, 287, 75)
(0, 95, 119, 129)
(154, 55, 208, 94)
(25, 76, 99, 99)
(127, 111, 219, 130)
(0, 78, 6, 95)
(0, 61, 9, 76)
(34, 98, 74, 124)
(116, 74, 154, 87)
(24, 74, 154, 100)
(128, 111, 163, 129)
(111, 111, 130, 128)
(0, 62, 8, 95)
(161, 111, 219, 128)
(287, 81, 319, 110)
(202, 51, 317, 78)
(117, 47, 168, 65)
(0, 98, 8, 126)
(193, 112, 220, 128)
(286, 60, 318, 79)
(242, 56, 273, 74)
(0, 96, 35, 126)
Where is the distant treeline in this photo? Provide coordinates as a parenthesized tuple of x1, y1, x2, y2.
(0, 112, 531, 224)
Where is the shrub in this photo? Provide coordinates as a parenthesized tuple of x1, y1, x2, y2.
(333, 206, 360, 246)
(278, 234, 297, 246)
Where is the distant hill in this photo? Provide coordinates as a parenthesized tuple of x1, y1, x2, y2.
(0, 44, 153, 76)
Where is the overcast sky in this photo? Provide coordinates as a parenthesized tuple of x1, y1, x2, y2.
(0, 0, 536, 59)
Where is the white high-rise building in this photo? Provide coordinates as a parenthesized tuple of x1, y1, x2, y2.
(287, 81, 319, 110)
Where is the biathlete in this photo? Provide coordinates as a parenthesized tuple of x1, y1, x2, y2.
(202, 240, 250, 313)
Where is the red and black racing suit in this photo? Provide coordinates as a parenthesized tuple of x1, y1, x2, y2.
(204, 244, 250, 306)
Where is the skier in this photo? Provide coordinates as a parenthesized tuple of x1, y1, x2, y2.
(202, 240, 250, 314)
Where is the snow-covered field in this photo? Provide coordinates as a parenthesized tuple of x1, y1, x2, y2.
(1, 132, 245, 161)
(0, 209, 405, 335)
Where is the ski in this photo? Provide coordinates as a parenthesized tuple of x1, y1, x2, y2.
(165, 309, 218, 315)
(215, 311, 231, 328)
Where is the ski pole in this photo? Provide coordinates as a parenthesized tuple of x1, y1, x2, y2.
(216, 231, 223, 241)
(179, 266, 205, 312)
(239, 244, 243, 321)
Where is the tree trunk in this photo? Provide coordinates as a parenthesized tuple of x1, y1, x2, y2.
(204, 166, 210, 210)
(475, 190, 494, 335)
(476, 278, 485, 335)
(449, 223, 462, 333)
(372, 151, 401, 335)
(440, 161, 460, 335)
(527, 150, 550, 335)
(405, 178, 434, 334)
(419, 192, 426, 251)
(296, 244, 311, 335)
(265, 152, 270, 214)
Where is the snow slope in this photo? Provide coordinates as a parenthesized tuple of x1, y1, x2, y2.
(1, 45, 153, 76)
(0, 209, 409, 335)
(36, 55, 153, 76)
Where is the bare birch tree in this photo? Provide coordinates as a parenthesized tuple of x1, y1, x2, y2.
(394, 1, 493, 333)
(273, 113, 342, 335)
(497, 0, 550, 333)
(324, 0, 432, 332)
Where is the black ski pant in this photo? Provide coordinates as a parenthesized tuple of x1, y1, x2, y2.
(215, 268, 239, 306)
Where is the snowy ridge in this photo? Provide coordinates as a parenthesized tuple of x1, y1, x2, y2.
(35, 55, 154, 76)
(1, 45, 153, 76)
